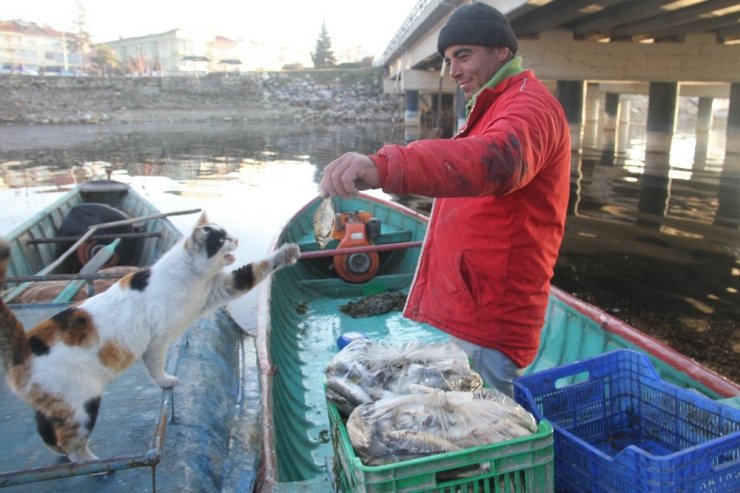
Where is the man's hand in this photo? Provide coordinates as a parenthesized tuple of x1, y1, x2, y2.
(319, 152, 379, 198)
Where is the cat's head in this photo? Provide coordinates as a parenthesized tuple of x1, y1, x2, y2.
(185, 212, 239, 270)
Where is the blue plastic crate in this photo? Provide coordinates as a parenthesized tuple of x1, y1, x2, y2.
(513, 349, 740, 493)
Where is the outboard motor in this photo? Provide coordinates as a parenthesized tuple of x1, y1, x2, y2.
(331, 211, 381, 283)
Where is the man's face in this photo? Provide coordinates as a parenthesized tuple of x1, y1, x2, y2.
(443, 45, 508, 100)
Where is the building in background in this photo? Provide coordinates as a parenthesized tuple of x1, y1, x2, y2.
(101, 27, 242, 76)
(1, 19, 242, 76)
(0, 20, 85, 75)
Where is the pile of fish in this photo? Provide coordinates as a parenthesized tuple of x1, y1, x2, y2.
(346, 386, 538, 466)
(325, 339, 538, 467)
(325, 339, 483, 418)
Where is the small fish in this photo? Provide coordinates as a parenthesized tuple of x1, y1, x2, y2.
(313, 197, 335, 249)
(384, 429, 461, 453)
(326, 377, 373, 406)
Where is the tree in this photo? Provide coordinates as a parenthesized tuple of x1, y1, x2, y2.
(311, 21, 336, 68)
(90, 44, 121, 76)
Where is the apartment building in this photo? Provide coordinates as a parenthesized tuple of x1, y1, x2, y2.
(0, 20, 85, 75)
(1, 19, 241, 76)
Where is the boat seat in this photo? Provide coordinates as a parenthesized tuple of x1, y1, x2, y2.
(298, 273, 414, 296)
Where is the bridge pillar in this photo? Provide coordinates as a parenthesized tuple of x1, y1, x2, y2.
(604, 93, 620, 131)
(455, 87, 466, 133)
(693, 97, 714, 167)
(696, 97, 714, 133)
(619, 99, 631, 125)
(583, 83, 601, 148)
(646, 81, 678, 154)
(556, 80, 585, 151)
(716, 82, 740, 227)
(404, 90, 420, 126)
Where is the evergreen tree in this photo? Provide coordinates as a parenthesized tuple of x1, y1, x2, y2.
(311, 21, 336, 68)
(69, 0, 92, 73)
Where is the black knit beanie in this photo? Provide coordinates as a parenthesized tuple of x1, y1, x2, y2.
(437, 2, 518, 56)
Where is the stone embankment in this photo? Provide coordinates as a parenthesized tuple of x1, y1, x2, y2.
(0, 68, 403, 125)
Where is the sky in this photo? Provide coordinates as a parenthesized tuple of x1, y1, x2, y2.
(3, 0, 420, 67)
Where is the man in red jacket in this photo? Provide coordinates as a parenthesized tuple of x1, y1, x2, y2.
(320, 2, 570, 397)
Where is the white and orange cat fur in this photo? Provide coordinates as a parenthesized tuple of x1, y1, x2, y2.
(0, 212, 300, 462)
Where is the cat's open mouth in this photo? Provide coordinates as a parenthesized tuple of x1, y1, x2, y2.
(225, 253, 236, 264)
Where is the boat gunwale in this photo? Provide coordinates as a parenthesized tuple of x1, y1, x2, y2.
(550, 285, 740, 397)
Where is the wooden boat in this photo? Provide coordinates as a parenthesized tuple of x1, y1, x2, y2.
(0, 180, 261, 492)
(256, 193, 740, 491)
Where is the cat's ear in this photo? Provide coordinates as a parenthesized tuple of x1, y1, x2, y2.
(195, 211, 209, 227)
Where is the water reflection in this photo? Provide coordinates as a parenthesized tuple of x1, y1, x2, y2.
(0, 117, 737, 381)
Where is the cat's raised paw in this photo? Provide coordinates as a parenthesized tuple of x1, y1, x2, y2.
(155, 374, 181, 388)
(276, 243, 301, 266)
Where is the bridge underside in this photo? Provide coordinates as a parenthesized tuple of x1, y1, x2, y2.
(380, 0, 740, 140)
(386, 30, 739, 96)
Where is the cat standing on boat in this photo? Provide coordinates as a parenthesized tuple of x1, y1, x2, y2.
(0, 213, 300, 462)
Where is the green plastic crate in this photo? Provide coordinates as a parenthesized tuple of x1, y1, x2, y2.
(328, 401, 554, 493)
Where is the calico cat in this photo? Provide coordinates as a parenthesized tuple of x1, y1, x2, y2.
(0, 212, 300, 462)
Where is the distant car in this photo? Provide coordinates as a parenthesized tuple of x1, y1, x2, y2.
(0, 65, 39, 75)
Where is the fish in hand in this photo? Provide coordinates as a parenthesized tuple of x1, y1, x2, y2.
(313, 197, 335, 249)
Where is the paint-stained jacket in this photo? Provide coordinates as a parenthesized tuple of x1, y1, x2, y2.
(370, 70, 570, 367)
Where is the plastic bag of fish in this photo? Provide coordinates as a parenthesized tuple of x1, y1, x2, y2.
(325, 339, 483, 418)
(347, 386, 538, 466)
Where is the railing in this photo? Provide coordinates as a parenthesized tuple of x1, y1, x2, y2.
(376, 0, 438, 66)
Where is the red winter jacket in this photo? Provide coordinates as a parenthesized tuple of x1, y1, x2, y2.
(370, 70, 570, 367)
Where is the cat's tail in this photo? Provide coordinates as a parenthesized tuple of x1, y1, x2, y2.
(0, 238, 28, 370)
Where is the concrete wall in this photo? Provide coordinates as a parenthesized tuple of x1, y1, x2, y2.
(0, 68, 401, 124)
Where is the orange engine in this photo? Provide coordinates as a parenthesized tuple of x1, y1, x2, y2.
(331, 211, 381, 283)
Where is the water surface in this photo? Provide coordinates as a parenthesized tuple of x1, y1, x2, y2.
(0, 115, 737, 382)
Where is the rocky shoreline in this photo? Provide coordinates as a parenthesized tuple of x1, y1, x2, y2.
(0, 68, 403, 125)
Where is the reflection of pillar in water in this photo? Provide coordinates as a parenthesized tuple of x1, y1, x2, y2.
(638, 164, 670, 224)
(716, 82, 740, 227)
(693, 97, 714, 169)
(600, 131, 617, 167)
(557, 80, 585, 152)
(640, 83, 676, 226)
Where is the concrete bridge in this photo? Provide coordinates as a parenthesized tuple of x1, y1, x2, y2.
(377, 0, 740, 160)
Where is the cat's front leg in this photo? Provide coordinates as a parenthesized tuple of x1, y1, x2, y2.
(228, 243, 300, 294)
(143, 344, 180, 388)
